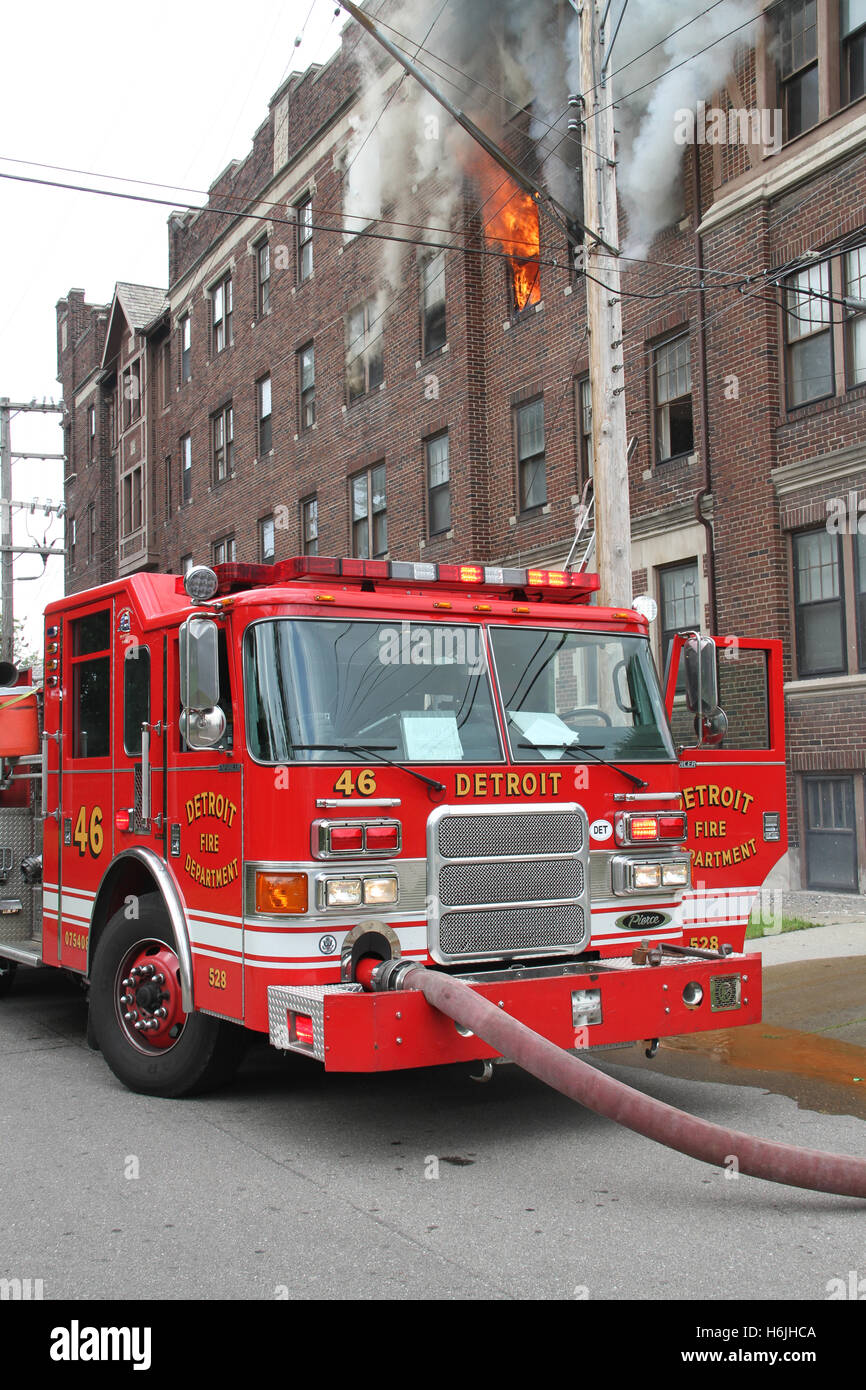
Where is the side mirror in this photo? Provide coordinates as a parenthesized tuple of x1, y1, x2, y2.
(179, 617, 224, 749)
(682, 633, 718, 714)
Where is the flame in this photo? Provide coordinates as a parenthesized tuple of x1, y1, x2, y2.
(483, 181, 541, 311)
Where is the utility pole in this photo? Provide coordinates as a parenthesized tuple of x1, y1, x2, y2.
(0, 400, 12, 665)
(573, 0, 632, 608)
(0, 397, 65, 666)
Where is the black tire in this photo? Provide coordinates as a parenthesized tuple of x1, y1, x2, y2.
(89, 894, 247, 1098)
(0, 957, 17, 999)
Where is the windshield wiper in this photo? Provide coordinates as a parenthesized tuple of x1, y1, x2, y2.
(292, 744, 446, 793)
(517, 742, 648, 789)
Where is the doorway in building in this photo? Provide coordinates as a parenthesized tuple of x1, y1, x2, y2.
(804, 776, 858, 891)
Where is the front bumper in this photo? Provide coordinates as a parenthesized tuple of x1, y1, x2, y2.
(267, 950, 761, 1072)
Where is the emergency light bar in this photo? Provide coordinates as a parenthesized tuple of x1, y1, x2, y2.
(194, 556, 602, 603)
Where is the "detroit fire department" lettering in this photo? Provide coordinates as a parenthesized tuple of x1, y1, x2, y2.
(455, 770, 564, 798)
(682, 782, 757, 869)
(185, 793, 237, 826)
(184, 853, 239, 888)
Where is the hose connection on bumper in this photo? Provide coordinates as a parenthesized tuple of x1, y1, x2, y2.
(361, 959, 866, 1201)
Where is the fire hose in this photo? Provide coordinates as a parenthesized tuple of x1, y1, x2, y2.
(356, 958, 866, 1200)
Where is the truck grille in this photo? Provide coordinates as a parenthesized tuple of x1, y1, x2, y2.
(427, 803, 590, 965)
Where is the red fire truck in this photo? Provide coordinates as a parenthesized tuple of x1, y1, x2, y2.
(0, 556, 787, 1097)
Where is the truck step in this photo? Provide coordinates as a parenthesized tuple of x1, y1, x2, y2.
(0, 937, 42, 967)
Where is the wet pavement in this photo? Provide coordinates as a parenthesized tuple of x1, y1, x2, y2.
(613, 946, 866, 1122)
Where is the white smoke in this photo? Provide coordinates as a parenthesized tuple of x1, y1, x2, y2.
(611, 0, 762, 254)
(341, 0, 762, 278)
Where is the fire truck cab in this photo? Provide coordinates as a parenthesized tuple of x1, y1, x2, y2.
(0, 556, 787, 1097)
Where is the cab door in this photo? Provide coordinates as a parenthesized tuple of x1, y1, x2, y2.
(113, 609, 165, 882)
(59, 601, 115, 970)
(664, 636, 788, 949)
(163, 619, 244, 1023)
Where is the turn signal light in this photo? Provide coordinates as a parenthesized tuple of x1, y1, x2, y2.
(365, 825, 399, 852)
(255, 871, 308, 914)
(329, 826, 364, 853)
(292, 1013, 315, 1046)
(615, 811, 688, 845)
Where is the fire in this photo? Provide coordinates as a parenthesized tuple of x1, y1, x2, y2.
(483, 181, 541, 311)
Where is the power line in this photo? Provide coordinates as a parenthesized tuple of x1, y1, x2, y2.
(0, 169, 574, 271)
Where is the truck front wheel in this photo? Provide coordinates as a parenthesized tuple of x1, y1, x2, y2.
(89, 895, 246, 1097)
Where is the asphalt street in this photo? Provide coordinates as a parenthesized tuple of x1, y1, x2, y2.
(1, 927, 864, 1303)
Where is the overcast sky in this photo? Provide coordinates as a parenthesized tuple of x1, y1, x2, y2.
(0, 0, 346, 653)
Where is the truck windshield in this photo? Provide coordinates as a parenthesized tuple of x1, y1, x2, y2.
(489, 627, 676, 763)
(244, 618, 502, 764)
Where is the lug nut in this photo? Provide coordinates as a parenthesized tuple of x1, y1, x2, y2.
(154, 1007, 168, 1019)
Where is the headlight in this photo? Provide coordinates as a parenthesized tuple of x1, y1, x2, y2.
(324, 878, 363, 907)
(611, 856, 691, 895)
(661, 862, 690, 888)
(363, 876, 398, 905)
(321, 875, 399, 908)
(633, 863, 662, 889)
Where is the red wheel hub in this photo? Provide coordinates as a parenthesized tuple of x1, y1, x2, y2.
(117, 941, 185, 1050)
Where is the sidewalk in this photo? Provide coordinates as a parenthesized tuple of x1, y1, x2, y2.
(746, 889, 866, 966)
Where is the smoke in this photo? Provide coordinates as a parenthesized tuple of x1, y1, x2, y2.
(342, 0, 582, 288)
(610, 0, 762, 254)
(341, 0, 763, 279)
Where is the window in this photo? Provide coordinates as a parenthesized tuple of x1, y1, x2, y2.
(426, 432, 451, 535)
(785, 261, 833, 406)
(108, 389, 117, 450)
(212, 274, 233, 354)
(857, 531, 866, 668)
(302, 496, 318, 555)
(181, 553, 193, 576)
(180, 313, 191, 383)
(296, 195, 313, 283)
(123, 645, 150, 757)
(578, 375, 593, 480)
(659, 560, 701, 688)
(653, 334, 693, 462)
(162, 341, 171, 405)
(777, 0, 819, 140)
(351, 464, 387, 558)
(87, 503, 97, 562)
(842, 0, 866, 103)
(212, 404, 234, 483)
(70, 610, 110, 759)
(212, 535, 236, 566)
(420, 251, 446, 355)
(69, 516, 76, 566)
(346, 300, 384, 402)
(516, 398, 546, 511)
(845, 245, 866, 386)
(298, 343, 315, 429)
(122, 360, 141, 430)
(793, 529, 845, 675)
(164, 454, 172, 518)
(257, 375, 273, 454)
(181, 433, 192, 504)
(257, 239, 271, 316)
(121, 467, 143, 538)
(88, 404, 96, 463)
(259, 514, 275, 563)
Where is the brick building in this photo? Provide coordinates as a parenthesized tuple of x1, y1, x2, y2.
(56, 0, 866, 892)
